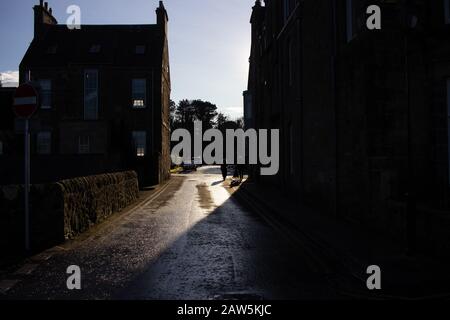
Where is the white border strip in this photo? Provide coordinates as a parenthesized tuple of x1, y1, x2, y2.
(14, 97, 37, 105)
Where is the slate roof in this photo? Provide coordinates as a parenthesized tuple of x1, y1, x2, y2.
(20, 24, 162, 68)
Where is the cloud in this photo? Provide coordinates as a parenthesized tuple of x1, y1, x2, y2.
(0, 70, 19, 87)
(220, 106, 243, 120)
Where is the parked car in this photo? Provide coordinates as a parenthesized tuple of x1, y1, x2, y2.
(182, 157, 201, 171)
(192, 157, 202, 167)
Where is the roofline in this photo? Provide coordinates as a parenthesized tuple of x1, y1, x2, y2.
(51, 24, 158, 28)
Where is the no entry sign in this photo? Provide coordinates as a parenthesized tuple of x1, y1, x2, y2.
(13, 83, 38, 118)
(13, 82, 39, 252)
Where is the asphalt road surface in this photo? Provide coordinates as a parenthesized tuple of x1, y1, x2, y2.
(1, 166, 344, 300)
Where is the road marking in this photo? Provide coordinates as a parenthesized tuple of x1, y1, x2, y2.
(136, 179, 175, 210)
(14, 263, 38, 275)
(0, 279, 20, 294)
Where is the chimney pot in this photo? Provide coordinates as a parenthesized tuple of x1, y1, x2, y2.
(49, 7, 52, 14)
(44, 2, 48, 10)
(39, 0, 43, 7)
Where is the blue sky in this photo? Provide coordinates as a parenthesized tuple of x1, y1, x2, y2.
(0, 0, 254, 119)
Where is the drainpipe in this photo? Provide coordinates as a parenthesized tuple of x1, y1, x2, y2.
(405, 24, 416, 255)
(332, 0, 339, 217)
(403, 4, 418, 255)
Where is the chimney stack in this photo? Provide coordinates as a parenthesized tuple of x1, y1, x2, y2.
(156, 1, 168, 34)
(33, 1, 57, 40)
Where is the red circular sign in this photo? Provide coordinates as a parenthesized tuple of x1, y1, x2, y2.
(13, 83, 38, 118)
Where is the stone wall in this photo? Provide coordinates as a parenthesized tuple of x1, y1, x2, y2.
(0, 171, 139, 253)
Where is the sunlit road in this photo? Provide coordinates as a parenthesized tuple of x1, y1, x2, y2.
(2, 166, 342, 300)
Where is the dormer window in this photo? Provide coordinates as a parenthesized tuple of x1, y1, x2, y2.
(135, 45, 146, 54)
(89, 44, 101, 53)
(47, 45, 57, 54)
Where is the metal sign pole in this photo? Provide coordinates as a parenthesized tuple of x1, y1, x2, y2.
(14, 82, 38, 253)
(25, 118, 30, 252)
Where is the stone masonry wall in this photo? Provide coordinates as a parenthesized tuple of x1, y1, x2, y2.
(0, 171, 139, 253)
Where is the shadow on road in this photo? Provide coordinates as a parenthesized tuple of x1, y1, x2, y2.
(116, 180, 334, 300)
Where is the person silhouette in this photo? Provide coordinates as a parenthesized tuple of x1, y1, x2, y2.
(220, 163, 227, 181)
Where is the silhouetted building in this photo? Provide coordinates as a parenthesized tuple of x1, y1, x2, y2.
(0, 0, 171, 186)
(247, 0, 450, 257)
(0, 87, 16, 158)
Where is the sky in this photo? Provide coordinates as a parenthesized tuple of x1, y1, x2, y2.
(0, 0, 254, 119)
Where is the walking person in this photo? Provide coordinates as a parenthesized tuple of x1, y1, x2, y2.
(220, 163, 228, 181)
(237, 164, 245, 181)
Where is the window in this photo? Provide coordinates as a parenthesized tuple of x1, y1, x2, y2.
(445, 0, 450, 24)
(84, 70, 98, 120)
(38, 79, 52, 109)
(37, 132, 51, 154)
(47, 45, 57, 54)
(135, 45, 146, 54)
(288, 40, 294, 86)
(89, 44, 101, 53)
(283, 0, 296, 22)
(132, 131, 146, 157)
(448, 79, 450, 183)
(132, 79, 147, 108)
(24, 70, 31, 82)
(289, 125, 294, 175)
(346, 0, 354, 42)
(78, 136, 90, 154)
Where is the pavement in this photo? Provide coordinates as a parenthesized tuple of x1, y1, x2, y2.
(0, 166, 349, 300)
(233, 177, 450, 299)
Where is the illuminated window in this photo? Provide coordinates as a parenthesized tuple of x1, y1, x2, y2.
(132, 79, 146, 108)
(38, 79, 52, 109)
(37, 131, 51, 154)
(78, 135, 90, 154)
(132, 131, 146, 157)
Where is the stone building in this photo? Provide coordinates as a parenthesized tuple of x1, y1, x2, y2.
(0, 0, 171, 187)
(246, 0, 450, 256)
(0, 87, 16, 158)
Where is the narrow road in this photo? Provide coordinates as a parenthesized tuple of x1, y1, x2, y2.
(2, 166, 341, 300)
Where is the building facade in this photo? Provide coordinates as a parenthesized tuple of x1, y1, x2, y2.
(0, 88, 16, 159)
(247, 0, 450, 256)
(0, 0, 171, 187)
